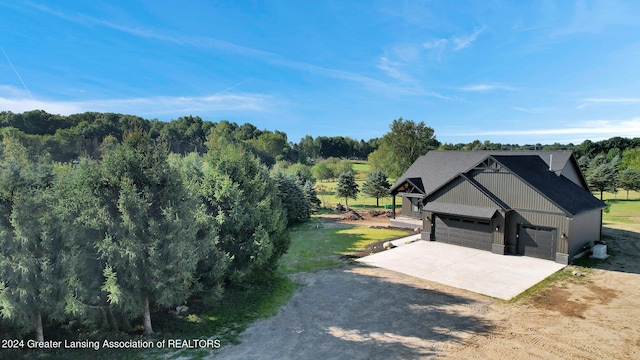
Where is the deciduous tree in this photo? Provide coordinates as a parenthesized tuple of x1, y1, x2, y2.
(368, 118, 439, 178)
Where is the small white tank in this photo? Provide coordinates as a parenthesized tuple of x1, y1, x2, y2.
(591, 244, 609, 259)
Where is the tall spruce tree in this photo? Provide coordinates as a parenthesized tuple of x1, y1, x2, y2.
(272, 171, 311, 224)
(361, 170, 391, 207)
(336, 172, 359, 208)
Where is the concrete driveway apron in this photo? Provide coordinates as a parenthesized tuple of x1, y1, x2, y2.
(357, 239, 565, 300)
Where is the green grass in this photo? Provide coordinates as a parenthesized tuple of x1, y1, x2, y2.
(316, 178, 395, 209)
(602, 198, 640, 225)
(599, 189, 640, 201)
(351, 160, 370, 180)
(279, 220, 412, 274)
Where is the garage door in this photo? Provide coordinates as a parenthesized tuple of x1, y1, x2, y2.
(435, 215, 493, 251)
(518, 225, 556, 261)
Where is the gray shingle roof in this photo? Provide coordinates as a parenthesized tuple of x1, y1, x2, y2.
(491, 155, 607, 216)
(390, 150, 576, 196)
(390, 150, 605, 216)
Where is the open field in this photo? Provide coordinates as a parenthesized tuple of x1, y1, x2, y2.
(603, 199, 640, 225)
(315, 160, 397, 209)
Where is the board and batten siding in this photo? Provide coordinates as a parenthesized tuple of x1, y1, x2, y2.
(426, 178, 508, 252)
(507, 211, 570, 254)
(429, 177, 498, 208)
(472, 170, 565, 214)
(401, 196, 422, 219)
(560, 162, 585, 189)
(568, 209, 603, 256)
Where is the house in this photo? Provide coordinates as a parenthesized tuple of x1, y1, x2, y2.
(389, 151, 607, 264)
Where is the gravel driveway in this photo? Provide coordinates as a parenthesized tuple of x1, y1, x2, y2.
(212, 265, 494, 359)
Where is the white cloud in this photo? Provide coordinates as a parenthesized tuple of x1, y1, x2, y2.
(421, 28, 485, 60)
(377, 57, 413, 82)
(578, 97, 640, 109)
(0, 97, 82, 115)
(452, 27, 486, 50)
(514, 107, 548, 114)
(0, 90, 272, 118)
(458, 83, 515, 92)
(422, 39, 448, 50)
(445, 118, 640, 139)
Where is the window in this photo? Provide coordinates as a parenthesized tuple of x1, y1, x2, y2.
(410, 198, 423, 213)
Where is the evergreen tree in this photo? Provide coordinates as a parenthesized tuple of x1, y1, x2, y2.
(303, 180, 322, 211)
(202, 141, 289, 283)
(95, 130, 203, 335)
(51, 159, 118, 331)
(336, 172, 359, 208)
(618, 168, 640, 200)
(0, 136, 68, 342)
(587, 163, 616, 200)
(272, 172, 311, 224)
(361, 170, 391, 207)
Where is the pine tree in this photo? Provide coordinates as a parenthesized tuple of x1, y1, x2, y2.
(336, 172, 359, 208)
(361, 170, 391, 207)
(618, 168, 640, 200)
(303, 180, 322, 211)
(272, 171, 311, 224)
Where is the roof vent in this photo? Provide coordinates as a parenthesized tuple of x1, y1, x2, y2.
(549, 154, 553, 171)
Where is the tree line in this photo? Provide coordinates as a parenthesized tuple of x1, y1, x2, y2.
(0, 128, 321, 342)
(0, 110, 379, 165)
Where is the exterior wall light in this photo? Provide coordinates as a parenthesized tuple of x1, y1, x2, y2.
(495, 225, 499, 231)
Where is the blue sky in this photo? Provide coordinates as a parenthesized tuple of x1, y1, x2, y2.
(1, 1, 640, 145)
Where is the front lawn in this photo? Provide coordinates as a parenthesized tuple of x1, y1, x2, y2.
(279, 219, 412, 274)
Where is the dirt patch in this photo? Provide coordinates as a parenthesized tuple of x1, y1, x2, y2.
(340, 210, 364, 221)
(319, 210, 402, 228)
(530, 275, 619, 319)
(532, 288, 589, 318)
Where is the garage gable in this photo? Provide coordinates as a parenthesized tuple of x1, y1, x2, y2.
(427, 174, 509, 211)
